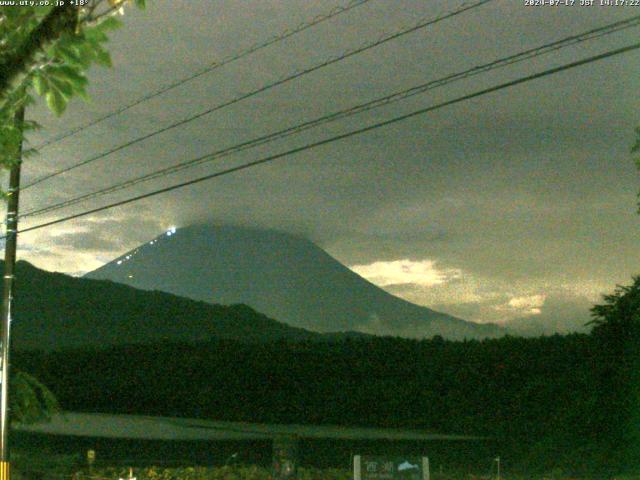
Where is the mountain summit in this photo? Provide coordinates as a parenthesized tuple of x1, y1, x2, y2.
(86, 224, 503, 340)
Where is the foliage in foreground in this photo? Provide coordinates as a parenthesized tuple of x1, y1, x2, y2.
(37, 465, 640, 480)
(18, 465, 349, 480)
(10, 369, 59, 423)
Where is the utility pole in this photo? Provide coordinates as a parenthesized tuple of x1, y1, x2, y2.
(0, 106, 24, 480)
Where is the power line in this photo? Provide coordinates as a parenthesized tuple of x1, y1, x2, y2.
(23, 14, 639, 217)
(21, 0, 494, 191)
(15, 41, 640, 237)
(31, 0, 374, 151)
(20, 14, 640, 219)
(24, 0, 490, 189)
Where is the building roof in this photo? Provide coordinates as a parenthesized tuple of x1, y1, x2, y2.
(15, 412, 487, 442)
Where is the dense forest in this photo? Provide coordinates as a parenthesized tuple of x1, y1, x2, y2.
(14, 275, 640, 477)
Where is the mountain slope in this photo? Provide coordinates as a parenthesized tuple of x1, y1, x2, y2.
(86, 224, 503, 340)
(11, 260, 319, 351)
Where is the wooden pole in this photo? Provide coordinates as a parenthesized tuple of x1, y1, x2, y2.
(0, 106, 24, 480)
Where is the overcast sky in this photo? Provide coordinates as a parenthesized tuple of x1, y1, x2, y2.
(11, 0, 640, 332)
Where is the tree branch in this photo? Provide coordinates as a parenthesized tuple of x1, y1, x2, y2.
(0, 5, 78, 104)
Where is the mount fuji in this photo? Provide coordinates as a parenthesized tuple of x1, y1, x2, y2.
(86, 224, 503, 340)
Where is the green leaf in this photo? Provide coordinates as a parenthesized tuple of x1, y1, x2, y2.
(72, 44, 96, 68)
(96, 16, 122, 32)
(56, 45, 83, 66)
(48, 65, 89, 91)
(50, 77, 73, 98)
(94, 47, 112, 67)
(57, 66, 89, 87)
(45, 89, 67, 116)
(83, 27, 109, 43)
(32, 73, 47, 96)
(75, 84, 91, 102)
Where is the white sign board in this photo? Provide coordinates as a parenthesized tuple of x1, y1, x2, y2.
(354, 455, 429, 480)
